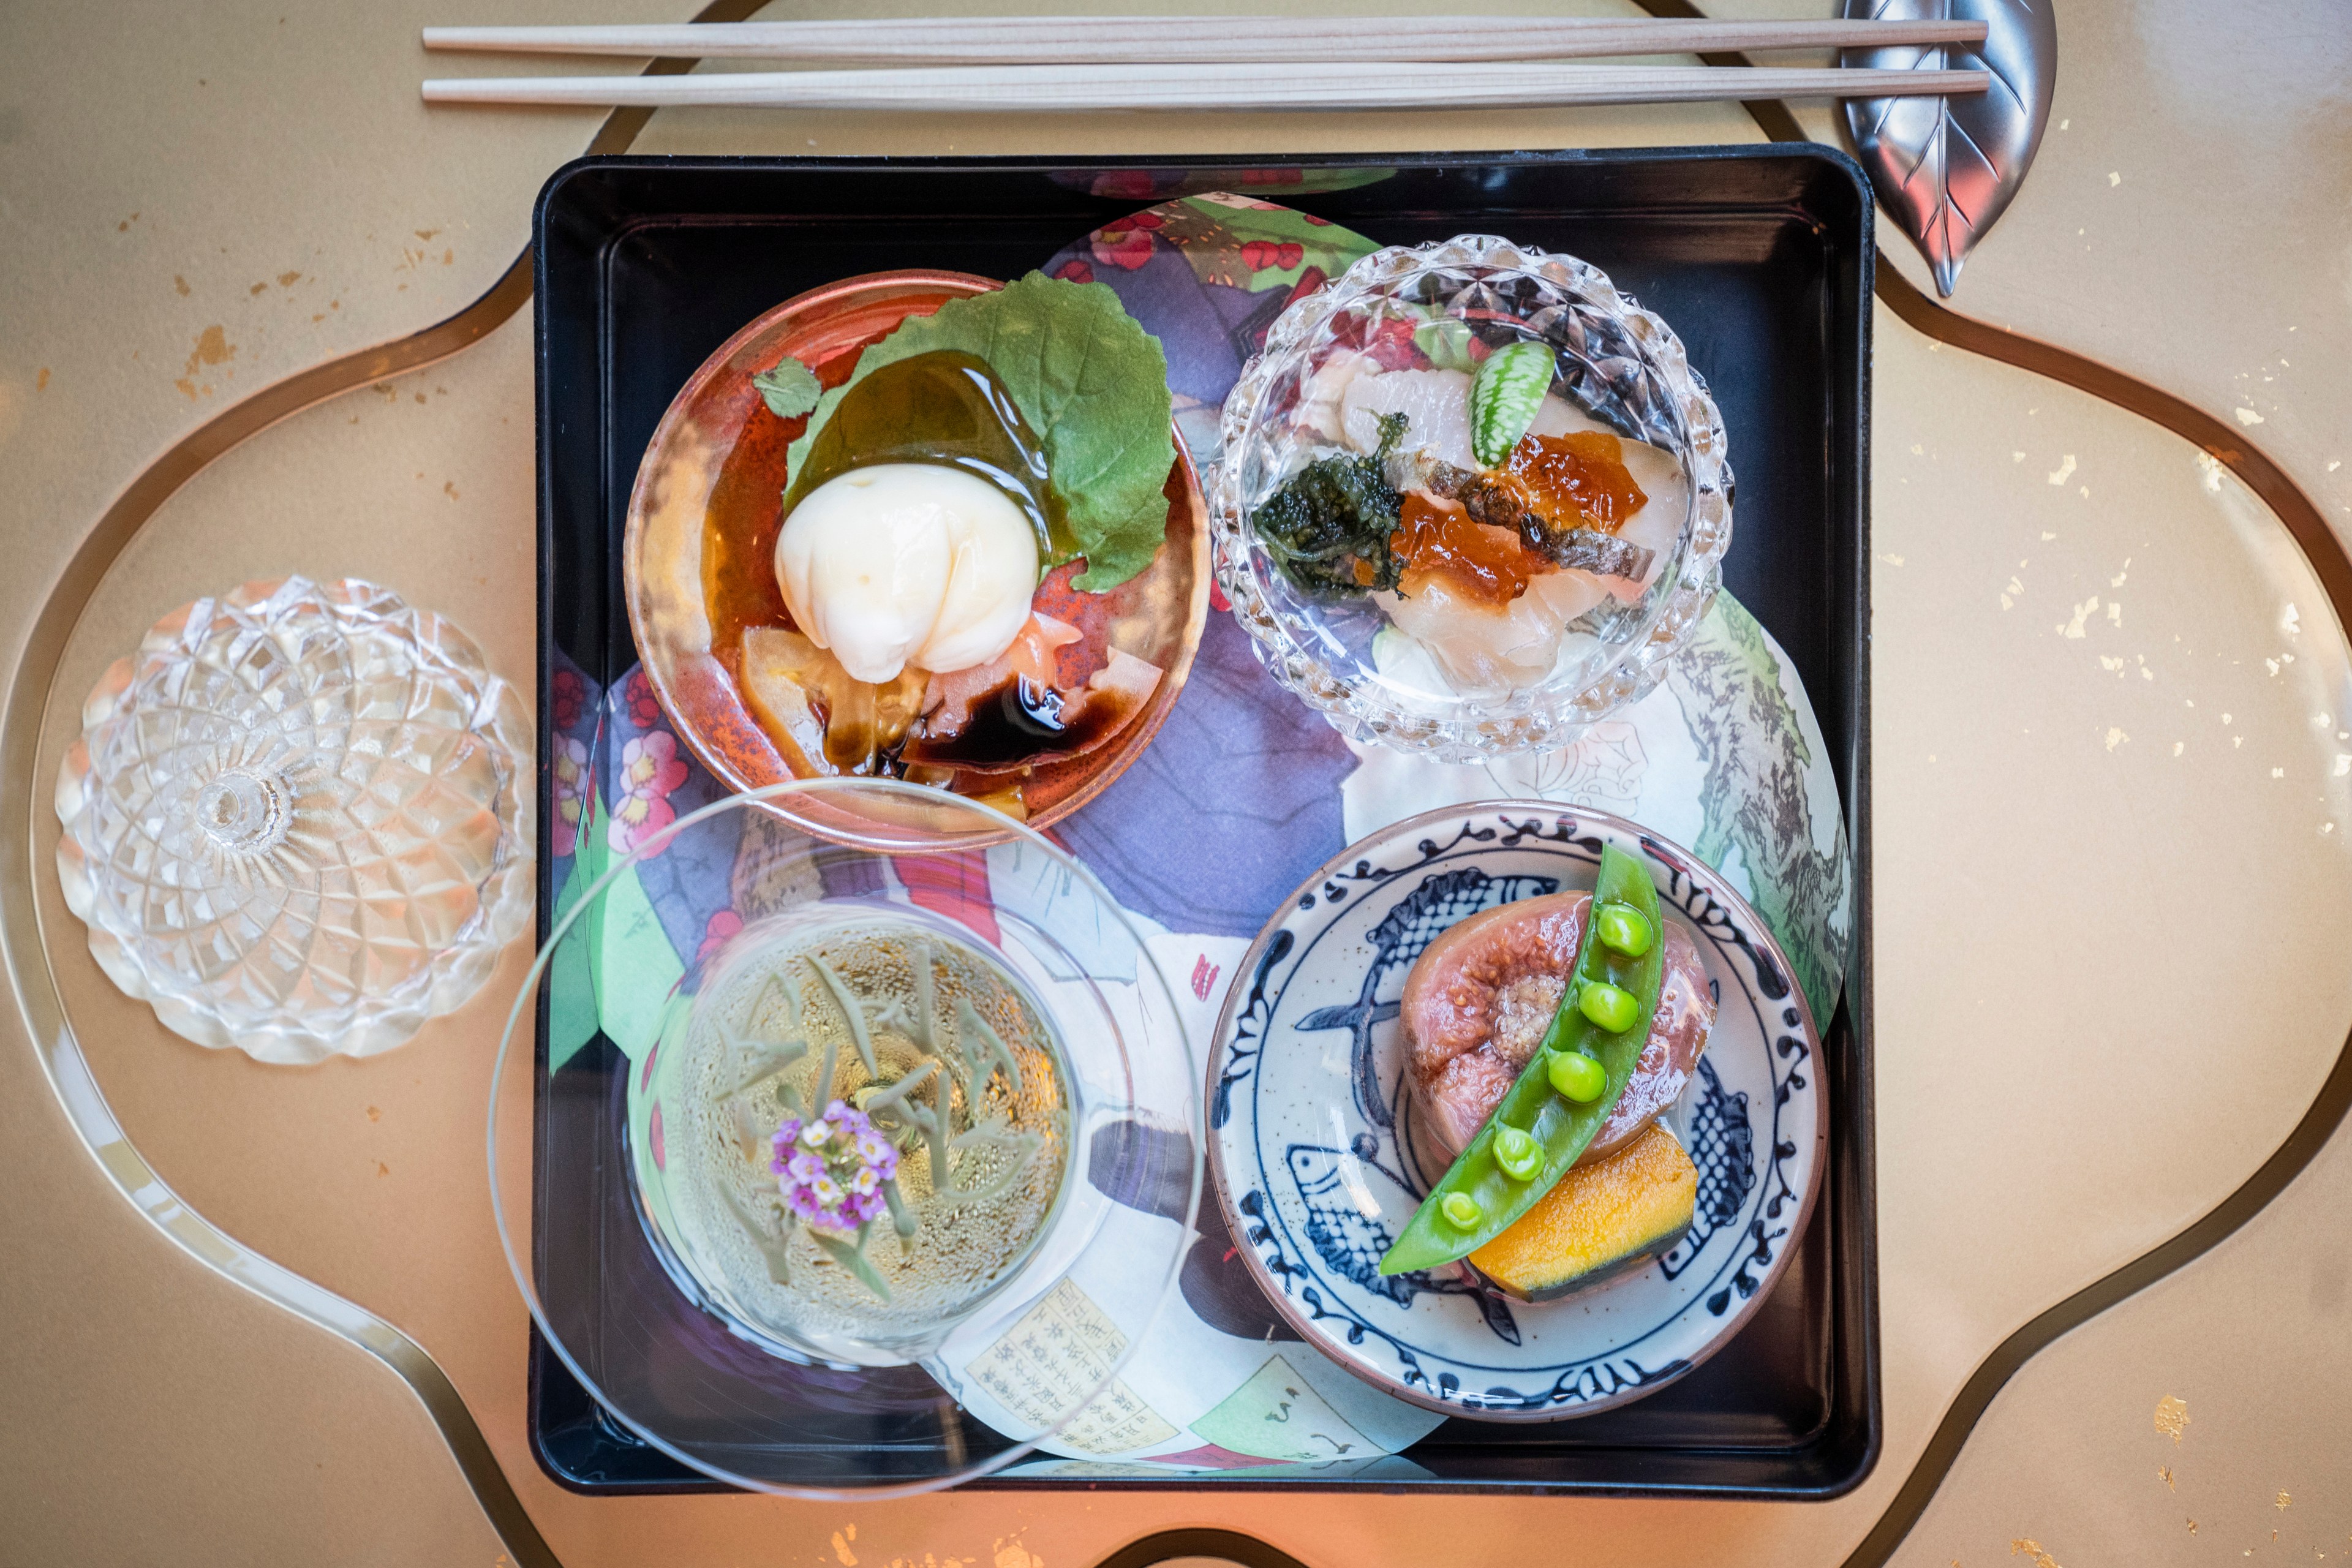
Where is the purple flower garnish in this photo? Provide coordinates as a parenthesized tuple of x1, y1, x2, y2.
(774, 1096, 903, 1237)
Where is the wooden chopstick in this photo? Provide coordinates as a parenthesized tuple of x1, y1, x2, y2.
(421, 61, 1988, 111)
(422, 15, 1990, 66)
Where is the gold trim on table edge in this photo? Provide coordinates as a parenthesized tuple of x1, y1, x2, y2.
(4, 13, 2348, 1568)
(0, 13, 763, 1568)
(1630, 12, 2352, 1562)
(1, 259, 569, 1568)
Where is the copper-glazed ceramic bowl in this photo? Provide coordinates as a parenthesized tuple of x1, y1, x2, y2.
(621, 270, 1209, 847)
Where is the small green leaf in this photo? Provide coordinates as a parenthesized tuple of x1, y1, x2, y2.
(752, 356, 823, 419)
(787, 273, 1175, 591)
(1413, 314, 1480, 374)
(811, 1225, 893, 1301)
(1469, 339, 1556, 467)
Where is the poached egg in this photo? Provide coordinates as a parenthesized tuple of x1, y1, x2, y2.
(774, 463, 1039, 684)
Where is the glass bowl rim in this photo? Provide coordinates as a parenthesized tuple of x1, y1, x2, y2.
(488, 776, 1205, 1499)
(1208, 233, 1734, 761)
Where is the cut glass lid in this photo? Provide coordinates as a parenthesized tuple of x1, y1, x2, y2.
(54, 576, 532, 1064)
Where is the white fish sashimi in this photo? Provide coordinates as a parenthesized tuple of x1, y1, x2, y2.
(1377, 579, 1547, 699)
(1524, 567, 1608, 633)
(1295, 349, 1371, 445)
(1375, 566, 1606, 701)
(1327, 375, 1692, 698)
(1340, 369, 1476, 468)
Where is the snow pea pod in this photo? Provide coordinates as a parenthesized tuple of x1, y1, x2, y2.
(1378, 843, 1667, 1276)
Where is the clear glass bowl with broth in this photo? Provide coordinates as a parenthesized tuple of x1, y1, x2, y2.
(1210, 235, 1733, 761)
(491, 778, 1200, 1497)
(643, 905, 1078, 1366)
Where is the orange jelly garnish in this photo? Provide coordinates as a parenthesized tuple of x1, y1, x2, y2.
(1390, 491, 1547, 608)
(1503, 431, 1646, 533)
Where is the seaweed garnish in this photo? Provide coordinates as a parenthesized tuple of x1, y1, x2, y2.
(1249, 412, 1410, 597)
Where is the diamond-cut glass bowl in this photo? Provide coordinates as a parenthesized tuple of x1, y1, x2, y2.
(1210, 235, 1732, 761)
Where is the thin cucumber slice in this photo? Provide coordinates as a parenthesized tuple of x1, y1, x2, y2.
(1468, 339, 1556, 467)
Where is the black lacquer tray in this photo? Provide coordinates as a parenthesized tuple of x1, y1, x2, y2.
(532, 149, 1876, 1499)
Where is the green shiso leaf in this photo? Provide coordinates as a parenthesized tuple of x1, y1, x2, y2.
(785, 272, 1176, 592)
(751, 355, 823, 419)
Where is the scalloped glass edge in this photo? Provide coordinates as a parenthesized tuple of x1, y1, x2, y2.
(1208, 235, 1734, 762)
(51, 577, 535, 1065)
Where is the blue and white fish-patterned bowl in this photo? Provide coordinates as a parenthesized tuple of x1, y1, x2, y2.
(1205, 802, 1826, 1422)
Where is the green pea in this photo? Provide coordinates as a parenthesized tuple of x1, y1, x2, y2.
(1577, 979, 1642, 1033)
(1594, 901, 1654, 958)
(1493, 1126, 1542, 1182)
(1547, 1048, 1607, 1102)
(1378, 843, 1666, 1279)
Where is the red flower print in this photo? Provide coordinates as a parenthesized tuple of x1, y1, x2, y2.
(624, 669, 663, 731)
(1055, 258, 1096, 285)
(1365, 317, 1423, 371)
(1240, 240, 1305, 273)
(1130, 210, 1166, 230)
(1091, 225, 1157, 271)
(1094, 170, 1160, 200)
(550, 733, 590, 858)
(890, 851, 1000, 946)
(1303, 213, 1332, 226)
(1189, 954, 1222, 1002)
(551, 668, 586, 732)
(696, 908, 744, 965)
(649, 1099, 666, 1172)
(609, 730, 689, 857)
(1251, 267, 1333, 354)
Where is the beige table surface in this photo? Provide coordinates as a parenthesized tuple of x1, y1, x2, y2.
(4, 2, 2350, 1565)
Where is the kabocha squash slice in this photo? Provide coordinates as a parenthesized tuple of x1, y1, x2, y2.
(1468, 1121, 1697, 1302)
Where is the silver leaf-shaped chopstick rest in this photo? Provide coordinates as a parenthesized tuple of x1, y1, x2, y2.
(1842, 0, 2058, 296)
